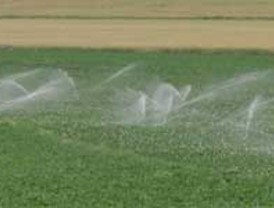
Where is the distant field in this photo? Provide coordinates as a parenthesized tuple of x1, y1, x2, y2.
(2, 0, 274, 50)
(1, 0, 274, 18)
(1, 19, 274, 50)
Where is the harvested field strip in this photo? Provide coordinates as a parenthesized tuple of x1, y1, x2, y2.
(1, 19, 274, 50)
(1, 0, 274, 18)
(2, 15, 274, 21)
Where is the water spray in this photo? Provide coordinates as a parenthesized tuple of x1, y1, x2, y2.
(0, 68, 78, 113)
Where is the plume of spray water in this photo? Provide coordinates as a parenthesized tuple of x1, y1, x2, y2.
(87, 62, 151, 124)
(91, 63, 139, 92)
(98, 68, 274, 153)
(174, 71, 267, 111)
(0, 68, 78, 113)
(4, 65, 274, 153)
(112, 71, 267, 126)
(244, 96, 261, 140)
(111, 81, 192, 125)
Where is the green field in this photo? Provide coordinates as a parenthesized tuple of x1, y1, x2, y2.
(1, 48, 274, 207)
(2, 0, 274, 207)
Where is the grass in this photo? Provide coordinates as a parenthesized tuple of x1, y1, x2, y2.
(1, 48, 274, 207)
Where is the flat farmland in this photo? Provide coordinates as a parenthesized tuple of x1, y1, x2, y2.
(1, 0, 274, 18)
(1, 48, 274, 207)
(2, 0, 274, 207)
(1, 19, 274, 50)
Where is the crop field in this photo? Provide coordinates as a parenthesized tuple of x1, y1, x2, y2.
(1, 48, 274, 207)
(1, 0, 274, 18)
(1, 0, 274, 207)
(1, 19, 274, 50)
(1, 0, 274, 51)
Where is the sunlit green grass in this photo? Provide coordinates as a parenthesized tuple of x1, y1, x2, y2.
(1, 48, 274, 207)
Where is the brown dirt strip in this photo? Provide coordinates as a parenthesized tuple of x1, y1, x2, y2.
(1, 19, 274, 50)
